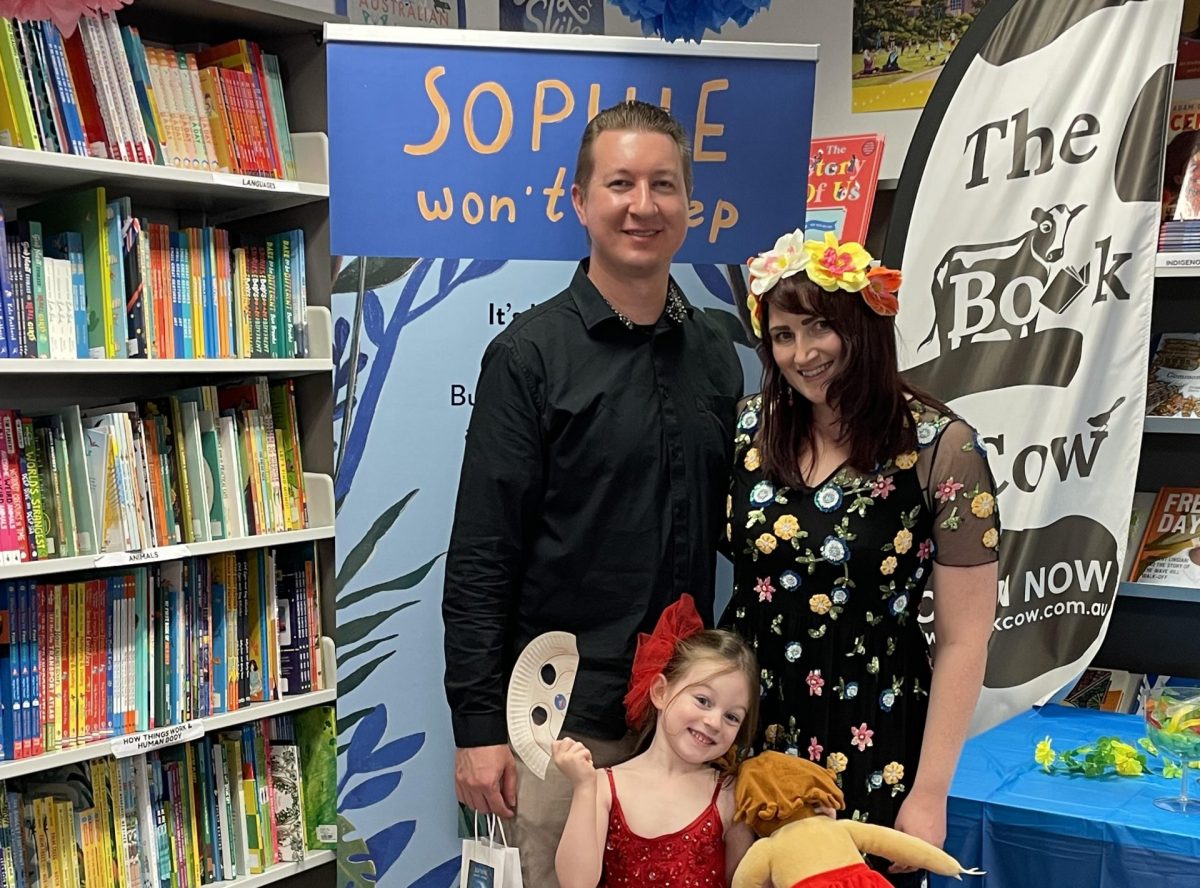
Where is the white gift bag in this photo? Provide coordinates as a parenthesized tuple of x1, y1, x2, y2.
(460, 813, 523, 888)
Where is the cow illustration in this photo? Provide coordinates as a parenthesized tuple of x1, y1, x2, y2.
(920, 204, 1085, 353)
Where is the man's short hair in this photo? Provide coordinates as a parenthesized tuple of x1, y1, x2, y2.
(573, 100, 694, 197)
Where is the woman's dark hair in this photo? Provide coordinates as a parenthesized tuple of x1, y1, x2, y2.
(757, 274, 948, 488)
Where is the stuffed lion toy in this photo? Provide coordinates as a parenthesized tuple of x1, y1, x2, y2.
(732, 752, 983, 888)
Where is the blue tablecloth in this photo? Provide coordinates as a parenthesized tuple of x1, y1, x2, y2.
(931, 705, 1200, 888)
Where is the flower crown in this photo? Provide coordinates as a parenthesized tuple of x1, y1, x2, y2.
(744, 231, 902, 337)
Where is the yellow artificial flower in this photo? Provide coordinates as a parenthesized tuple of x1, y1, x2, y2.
(774, 514, 800, 540)
(810, 594, 832, 615)
(893, 529, 913, 555)
(895, 451, 918, 470)
(1035, 736, 1056, 771)
(880, 556, 897, 576)
(744, 447, 762, 471)
(982, 527, 999, 549)
(756, 533, 778, 554)
(1115, 757, 1144, 776)
(802, 233, 871, 292)
(971, 492, 995, 518)
(883, 762, 904, 785)
(827, 752, 848, 774)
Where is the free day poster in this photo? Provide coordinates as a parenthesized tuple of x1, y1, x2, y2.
(852, 0, 992, 113)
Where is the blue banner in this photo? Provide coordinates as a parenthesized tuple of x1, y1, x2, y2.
(327, 27, 816, 262)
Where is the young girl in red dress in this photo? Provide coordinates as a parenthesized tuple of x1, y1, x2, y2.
(551, 594, 759, 888)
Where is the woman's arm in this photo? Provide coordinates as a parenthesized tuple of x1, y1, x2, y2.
(553, 740, 609, 888)
(892, 560, 994, 865)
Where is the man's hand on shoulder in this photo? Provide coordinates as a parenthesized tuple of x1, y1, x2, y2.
(455, 744, 518, 818)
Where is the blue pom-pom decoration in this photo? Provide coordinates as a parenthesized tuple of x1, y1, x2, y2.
(610, 0, 773, 43)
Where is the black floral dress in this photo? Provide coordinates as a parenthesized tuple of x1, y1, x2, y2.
(721, 395, 999, 825)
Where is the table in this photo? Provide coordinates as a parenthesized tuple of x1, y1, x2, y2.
(931, 705, 1200, 887)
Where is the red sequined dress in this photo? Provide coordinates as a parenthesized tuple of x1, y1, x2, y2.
(599, 768, 725, 888)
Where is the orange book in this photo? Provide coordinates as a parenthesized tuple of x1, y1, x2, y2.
(1129, 486, 1200, 587)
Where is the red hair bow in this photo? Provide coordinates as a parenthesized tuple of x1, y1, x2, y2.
(624, 594, 704, 729)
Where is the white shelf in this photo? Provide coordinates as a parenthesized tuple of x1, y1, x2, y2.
(0, 140, 328, 223)
(0, 473, 334, 580)
(0, 687, 336, 781)
(129, 0, 347, 33)
(235, 851, 337, 887)
(1155, 253, 1200, 277)
(1119, 581, 1200, 603)
(1143, 416, 1200, 434)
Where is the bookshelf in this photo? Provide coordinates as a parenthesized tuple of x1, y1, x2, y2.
(0, 1, 340, 885)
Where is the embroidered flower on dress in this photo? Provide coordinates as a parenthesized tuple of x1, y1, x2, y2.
(806, 670, 825, 696)
(832, 588, 848, 605)
(971, 491, 995, 518)
(755, 533, 778, 554)
(983, 527, 999, 549)
(810, 593, 833, 615)
(870, 475, 896, 499)
(755, 577, 775, 603)
(917, 538, 934, 560)
(821, 536, 850, 564)
(935, 477, 965, 503)
(851, 723, 875, 752)
(779, 570, 801, 591)
(844, 682, 860, 700)
(916, 422, 938, 447)
(890, 594, 908, 616)
(880, 556, 898, 576)
(893, 528, 913, 554)
(895, 451, 918, 470)
(880, 689, 896, 712)
(739, 408, 759, 432)
(868, 771, 884, 790)
(827, 752, 848, 774)
(785, 641, 803, 662)
(808, 737, 824, 761)
(750, 481, 776, 505)
(774, 514, 800, 540)
(744, 447, 762, 471)
(815, 484, 844, 512)
(883, 762, 905, 785)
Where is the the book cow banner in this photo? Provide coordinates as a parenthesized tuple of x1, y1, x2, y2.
(325, 26, 817, 263)
(885, 0, 1182, 731)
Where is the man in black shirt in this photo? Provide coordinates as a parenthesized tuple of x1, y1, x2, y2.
(442, 100, 742, 886)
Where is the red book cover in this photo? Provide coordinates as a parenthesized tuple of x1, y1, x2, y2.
(805, 134, 885, 246)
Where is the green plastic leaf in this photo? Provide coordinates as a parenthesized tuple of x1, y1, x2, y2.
(338, 601, 417, 647)
(333, 256, 418, 294)
(338, 814, 378, 886)
(337, 491, 419, 592)
(338, 553, 444, 610)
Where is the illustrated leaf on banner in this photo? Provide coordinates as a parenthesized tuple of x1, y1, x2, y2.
(342, 770, 405, 811)
(333, 256, 419, 293)
(337, 553, 443, 610)
(439, 258, 461, 293)
(694, 264, 735, 306)
(366, 820, 417, 882)
(338, 633, 400, 667)
(451, 258, 508, 289)
(366, 732, 424, 772)
(340, 650, 397, 698)
(407, 856, 462, 888)
(333, 397, 358, 424)
(338, 815, 377, 887)
(702, 306, 752, 349)
(339, 603, 415, 647)
(338, 707, 375, 740)
(334, 317, 350, 367)
(363, 289, 385, 345)
(335, 353, 368, 395)
(337, 490, 419, 591)
(347, 705, 388, 768)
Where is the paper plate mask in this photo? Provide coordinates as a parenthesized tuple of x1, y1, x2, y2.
(506, 631, 579, 780)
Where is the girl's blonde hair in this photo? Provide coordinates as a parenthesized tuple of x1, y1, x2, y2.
(634, 629, 759, 776)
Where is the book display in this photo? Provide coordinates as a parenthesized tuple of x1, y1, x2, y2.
(0, 1, 338, 886)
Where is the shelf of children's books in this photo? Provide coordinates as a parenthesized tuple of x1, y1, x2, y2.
(0, 358, 332, 375)
(1143, 416, 1200, 434)
(0, 472, 334, 579)
(1118, 581, 1200, 603)
(1155, 253, 1200, 277)
(0, 686, 336, 781)
(0, 143, 328, 223)
(127, 0, 347, 34)
(236, 851, 337, 887)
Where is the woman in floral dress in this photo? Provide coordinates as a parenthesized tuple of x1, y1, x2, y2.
(722, 232, 999, 887)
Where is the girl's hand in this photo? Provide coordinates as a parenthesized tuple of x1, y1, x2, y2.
(889, 789, 946, 874)
(552, 738, 596, 789)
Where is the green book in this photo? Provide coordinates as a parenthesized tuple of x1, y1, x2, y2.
(293, 705, 336, 850)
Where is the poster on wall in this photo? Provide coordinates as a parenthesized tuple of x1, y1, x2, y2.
(325, 23, 817, 886)
(337, 0, 466, 27)
(884, 0, 1181, 734)
(852, 0, 991, 113)
(499, 0, 604, 34)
